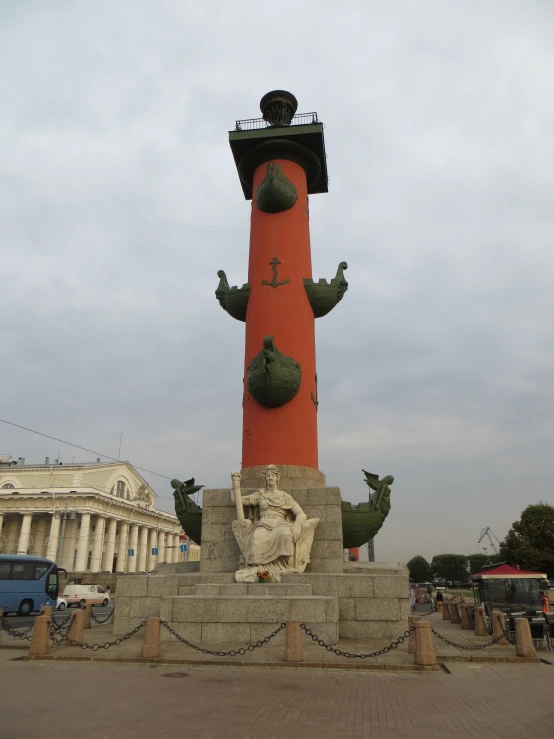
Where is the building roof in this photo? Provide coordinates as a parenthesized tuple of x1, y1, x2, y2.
(471, 563, 547, 580)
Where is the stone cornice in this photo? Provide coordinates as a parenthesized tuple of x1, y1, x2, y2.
(0, 489, 179, 533)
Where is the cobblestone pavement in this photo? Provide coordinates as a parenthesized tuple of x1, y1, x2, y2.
(0, 656, 553, 738)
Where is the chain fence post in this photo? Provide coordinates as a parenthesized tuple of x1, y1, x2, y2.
(83, 603, 93, 630)
(68, 610, 85, 645)
(450, 603, 461, 625)
(491, 610, 509, 645)
(284, 621, 303, 663)
(407, 615, 421, 655)
(459, 603, 472, 630)
(414, 620, 436, 666)
(474, 606, 488, 636)
(40, 606, 53, 622)
(141, 618, 161, 659)
(514, 617, 537, 659)
(29, 614, 50, 658)
(442, 603, 451, 621)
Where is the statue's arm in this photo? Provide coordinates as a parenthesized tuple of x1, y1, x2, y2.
(291, 501, 307, 523)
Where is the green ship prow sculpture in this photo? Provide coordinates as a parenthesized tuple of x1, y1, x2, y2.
(172, 469, 392, 550)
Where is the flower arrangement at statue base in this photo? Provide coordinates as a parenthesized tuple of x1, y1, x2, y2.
(256, 571, 271, 583)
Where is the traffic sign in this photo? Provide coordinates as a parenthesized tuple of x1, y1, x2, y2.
(128, 548, 135, 556)
(152, 547, 158, 555)
(180, 544, 188, 552)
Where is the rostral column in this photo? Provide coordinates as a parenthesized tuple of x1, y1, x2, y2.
(216, 91, 348, 489)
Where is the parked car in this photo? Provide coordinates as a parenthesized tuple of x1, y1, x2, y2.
(56, 597, 67, 611)
(61, 585, 110, 608)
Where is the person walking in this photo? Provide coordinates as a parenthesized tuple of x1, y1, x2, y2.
(540, 591, 550, 615)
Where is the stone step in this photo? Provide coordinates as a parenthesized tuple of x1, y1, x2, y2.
(151, 562, 200, 575)
(160, 594, 338, 645)
(192, 583, 313, 596)
(162, 594, 337, 625)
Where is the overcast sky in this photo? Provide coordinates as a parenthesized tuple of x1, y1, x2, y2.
(2, 1, 554, 564)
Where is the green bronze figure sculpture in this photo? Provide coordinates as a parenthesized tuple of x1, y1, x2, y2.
(256, 161, 298, 213)
(341, 471, 393, 549)
(171, 477, 204, 545)
(246, 336, 302, 408)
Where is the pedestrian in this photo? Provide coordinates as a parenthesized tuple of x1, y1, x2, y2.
(540, 591, 549, 615)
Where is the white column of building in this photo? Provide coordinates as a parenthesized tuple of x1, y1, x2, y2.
(74, 513, 91, 571)
(102, 519, 118, 572)
(17, 513, 33, 555)
(117, 522, 129, 573)
(5, 518, 20, 554)
(173, 533, 181, 563)
(127, 524, 139, 573)
(137, 527, 148, 572)
(33, 516, 48, 557)
(89, 516, 106, 573)
(46, 515, 61, 561)
(157, 531, 166, 564)
(147, 529, 158, 571)
(0, 513, 4, 546)
(62, 517, 79, 571)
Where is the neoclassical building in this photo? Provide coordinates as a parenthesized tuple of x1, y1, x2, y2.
(0, 456, 195, 573)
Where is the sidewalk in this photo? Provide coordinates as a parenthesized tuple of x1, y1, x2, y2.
(3, 612, 549, 669)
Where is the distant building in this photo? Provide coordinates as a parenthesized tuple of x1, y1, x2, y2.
(0, 455, 185, 573)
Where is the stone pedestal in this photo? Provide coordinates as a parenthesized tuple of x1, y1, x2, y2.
(442, 603, 451, 620)
(200, 486, 344, 575)
(114, 561, 410, 645)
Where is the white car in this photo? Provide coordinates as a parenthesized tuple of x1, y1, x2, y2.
(61, 584, 110, 608)
(56, 597, 67, 611)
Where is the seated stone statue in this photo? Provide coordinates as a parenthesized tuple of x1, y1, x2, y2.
(230, 465, 319, 583)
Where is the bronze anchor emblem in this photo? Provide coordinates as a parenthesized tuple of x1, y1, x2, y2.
(262, 257, 290, 288)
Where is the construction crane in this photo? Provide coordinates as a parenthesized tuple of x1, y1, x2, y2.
(478, 527, 500, 555)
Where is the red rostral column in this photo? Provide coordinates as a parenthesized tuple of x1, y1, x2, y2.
(218, 91, 347, 488)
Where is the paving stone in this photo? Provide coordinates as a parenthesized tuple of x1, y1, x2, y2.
(201, 622, 251, 644)
(337, 575, 375, 598)
(373, 575, 410, 598)
(355, 597, 400, 621)
(129, 597, 161, 618)
(171, 597, 219, 623)
(116, 576, 148, 597)
(147, 576, 180, 597)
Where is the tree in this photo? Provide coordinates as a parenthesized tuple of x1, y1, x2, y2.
(407, 555, 432, 583)
(431, 554, 469, 584)
(500, 503, 554, 578)
(467, 552, 502, 575)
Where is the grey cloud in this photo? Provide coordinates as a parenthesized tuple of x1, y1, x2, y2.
(1, 1, 554, 563)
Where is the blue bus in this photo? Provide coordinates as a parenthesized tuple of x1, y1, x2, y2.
(0, 554, 59, 616)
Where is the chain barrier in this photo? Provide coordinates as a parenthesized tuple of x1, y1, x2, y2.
(479, 609, 492, 635)
(50, 620, 146, 650)
(160, 620, 286, 657)
(299, 623, 415, 659)
(1, 616, 33, 641)
(50, 615, 71, 633)
(91, 608, 115, 626)
(431, 615, 514, 650)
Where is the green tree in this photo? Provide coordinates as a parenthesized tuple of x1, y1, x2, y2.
(500, 502, 554, 578)
(431, 553, 469, 584)
(407, 555, 432, 583)
(467, 552, 501, 575)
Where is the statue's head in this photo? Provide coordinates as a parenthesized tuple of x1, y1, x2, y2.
(263, 464, 280, 488)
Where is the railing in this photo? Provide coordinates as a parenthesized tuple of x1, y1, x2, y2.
(234, 112, 319, 131)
